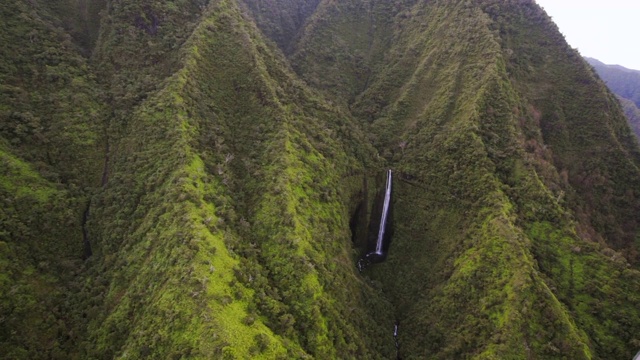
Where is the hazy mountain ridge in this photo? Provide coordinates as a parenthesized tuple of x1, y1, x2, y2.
(586, 57, 640, 109)
(586, 57, 640, 140)
(1, 0, 640, 359)
(619, 96, 640, 138)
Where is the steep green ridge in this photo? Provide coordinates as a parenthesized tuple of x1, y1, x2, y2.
(497, 7, 640, 256)
(290, 0, 405, 103)
(3, 0, 640, 359)
(0, 1, 105, 188)
(80, 0, 392, 358)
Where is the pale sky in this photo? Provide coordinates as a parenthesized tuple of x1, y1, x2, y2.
(535, 0, 640, 70)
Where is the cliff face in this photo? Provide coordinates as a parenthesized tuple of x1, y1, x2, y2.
(2, 0, 640, 359)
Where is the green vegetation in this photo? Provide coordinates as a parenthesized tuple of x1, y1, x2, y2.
(2, 0, 640, 358)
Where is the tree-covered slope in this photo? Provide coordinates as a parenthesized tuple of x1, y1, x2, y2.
(2, 0, 640, 359)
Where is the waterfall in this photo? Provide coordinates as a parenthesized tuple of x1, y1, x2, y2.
(375, 169, 392, 255)
(357, 169, 394, 271)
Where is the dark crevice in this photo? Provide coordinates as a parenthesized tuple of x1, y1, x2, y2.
(135, 7, 160, 36)
(101, 139, 110, 187)
(357, 169, 394, 271)
(82, 200, 92, 259)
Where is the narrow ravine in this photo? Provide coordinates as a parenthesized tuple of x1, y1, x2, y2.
(357, 169, 394, 271)
(82, 200, 92, 259)
(101, 139, 110, 187)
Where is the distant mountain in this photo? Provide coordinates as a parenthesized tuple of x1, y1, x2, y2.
(586, 57, 640, 108)
(586, 57, 640, 139)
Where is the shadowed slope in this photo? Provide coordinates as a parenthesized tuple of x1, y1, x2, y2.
(586, 57, 640, 109)
(241, 0, 322, 53)
(585, 58, 640, 141)
(0, 1, 105, 357)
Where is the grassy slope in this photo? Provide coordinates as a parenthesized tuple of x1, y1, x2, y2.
(80, 0, 394, 358)
(286, 0, 640, 358)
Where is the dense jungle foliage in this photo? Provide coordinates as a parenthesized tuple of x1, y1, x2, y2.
(2, 0, 640, 359)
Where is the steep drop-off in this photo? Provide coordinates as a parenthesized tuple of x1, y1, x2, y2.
(2, 0, 640, 359)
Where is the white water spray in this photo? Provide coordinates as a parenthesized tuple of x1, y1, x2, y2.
(375, 169, 392, 255)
